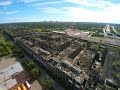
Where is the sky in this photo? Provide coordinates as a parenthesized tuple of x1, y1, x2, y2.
(0, 0, 120, 24)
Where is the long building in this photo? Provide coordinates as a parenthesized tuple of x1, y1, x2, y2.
(4, 29, 119, 90)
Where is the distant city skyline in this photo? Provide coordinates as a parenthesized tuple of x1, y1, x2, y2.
(0, 0, 120, 24)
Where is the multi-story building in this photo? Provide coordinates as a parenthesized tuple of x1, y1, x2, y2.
(4, 30, 119, 90)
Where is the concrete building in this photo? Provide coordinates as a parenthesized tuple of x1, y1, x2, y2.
(4, 29, 117, 90)
(0, 57, 29, 90)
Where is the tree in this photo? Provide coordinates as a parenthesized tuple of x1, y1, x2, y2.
(5, 47, 12, 54)
(30, 68, 39, 77)
(25, 62, 41, 77)
(0, 34, 14, 57)
(41, 76, 54, 90)
(112, 60, 120, 67)
(116, 47, 120, 55)
(6, 41, 14, 49)
(0, 46, 4, 52)
(116, 72, 120, 80)
(0, 52, 2, 57)
(27, 62, 36, 70)
(0, 39, 6, 46)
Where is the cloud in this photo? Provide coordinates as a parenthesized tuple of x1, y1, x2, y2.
(41, 7, 65, 15)
(0, 10, 18, 15)
(0, 17, 42, 23)
(0, 0, 12, 6)
(33, 1, 62, 6)
(1, 0, 120, 23)
(63, 7, 115, 22)
(63, 0, 114, 9)
(35, 0, 120, 23)
(41, 5, 120, 23)
(5, 10, 18, 14)
(0, 17, 29, 23)
(21, 0, 42, 3)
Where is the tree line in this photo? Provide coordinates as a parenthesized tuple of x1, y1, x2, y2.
(1, 22, 120, 31)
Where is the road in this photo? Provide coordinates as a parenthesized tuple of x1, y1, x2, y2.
(76, 25, 120, 47)
(103, 48, 113, 79)
(101, 47, 117, 84)
(103, 24, 120, 40)
(80, 36, 120, 47)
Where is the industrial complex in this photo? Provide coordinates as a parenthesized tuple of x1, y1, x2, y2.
(3, 29, 120, 90)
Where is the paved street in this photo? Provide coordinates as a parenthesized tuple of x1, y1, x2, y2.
(102, 48, 116, 83)
(103, 48, 113, 78)
(80, 36, 120, 46)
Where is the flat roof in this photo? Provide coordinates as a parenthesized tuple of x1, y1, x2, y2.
(0, 57, 18, 70)
(0, 57, 28, 90)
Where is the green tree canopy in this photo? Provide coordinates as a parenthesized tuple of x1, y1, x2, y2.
(41, 76, 54, 90)
(116, 72, 120, 80)
(27, 62, 36, 70)
(0, 34, 14, 57)
(30, 68, 39, 77)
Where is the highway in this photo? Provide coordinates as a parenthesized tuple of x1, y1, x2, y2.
(69, 25, 120, 46)
(103, 24, 120, 40)
(79, 36, 120, 47)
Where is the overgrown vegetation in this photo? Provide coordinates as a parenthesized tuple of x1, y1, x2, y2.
(91, 32, 104, 37)
(114, 47, 120, 55)
(112, 60, 120, 68)
(34, 28, 50, 32)
(116, 72, 120, 80)
(0, 33, 14, 57)
(111, 47, 120, 82)
(22, 61, 41, 77)
(39, 76, 54, 90)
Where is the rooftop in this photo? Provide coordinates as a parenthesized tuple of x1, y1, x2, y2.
(0, 57, 28, 90)
(0, 57, 18, 70)
(5, 30, 106, 87)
